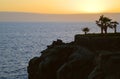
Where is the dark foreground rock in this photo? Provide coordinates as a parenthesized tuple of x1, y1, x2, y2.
(28, 35, 120, 79)
(28, 43, 95, 79)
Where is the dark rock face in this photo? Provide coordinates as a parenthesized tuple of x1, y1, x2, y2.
(28, 35, 120, 79)
(28, 57, 41, 79)
(28, 42, 95, 79)
(75, 34, 120, 51)
(88, 52, 120, 79)
(57, 47, 95, 79)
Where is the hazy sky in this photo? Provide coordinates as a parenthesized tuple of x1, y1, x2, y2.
(0, 0, 120, 14)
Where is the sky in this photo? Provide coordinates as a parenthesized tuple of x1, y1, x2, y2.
(0, 0, 120, 14)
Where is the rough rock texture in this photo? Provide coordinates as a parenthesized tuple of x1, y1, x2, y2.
(28, 44, 95, 79)
(28, 35, 120, 79)
(57, 46, 95, 79)
(88, 51, 120, 79)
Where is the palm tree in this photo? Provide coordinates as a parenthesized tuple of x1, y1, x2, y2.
(96, 15, 111, 34)
(96, 15, 104, 34)
(110, 21, 119, 33)
(82, 27, 90, 35)
(102, 17, 111, 34)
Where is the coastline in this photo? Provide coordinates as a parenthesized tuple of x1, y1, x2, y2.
(28, 33, 120, 79)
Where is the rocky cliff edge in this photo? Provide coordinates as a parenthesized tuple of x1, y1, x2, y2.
(28, 34, 120, 79)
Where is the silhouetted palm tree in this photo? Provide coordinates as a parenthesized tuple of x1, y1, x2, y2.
(110, 21, 119, 33)
(96, 15, 104, 34)
(96, 15, 111, 34)
(103, 17, 111, 34)
(82, 27, 89, 35)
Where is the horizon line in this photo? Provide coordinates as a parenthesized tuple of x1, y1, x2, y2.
(0, 11, 120, 15)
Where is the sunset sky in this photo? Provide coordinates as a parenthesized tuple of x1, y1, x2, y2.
(0, 0, 120, 14)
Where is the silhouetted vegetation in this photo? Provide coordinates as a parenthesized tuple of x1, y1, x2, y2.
(96, 15, 119, 34)
(82, 27, 90, 35)
(110, 21, 119, 33)
(96, 15, 111, 34)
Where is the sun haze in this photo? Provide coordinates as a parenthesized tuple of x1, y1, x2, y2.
(0, 0, 120, 14)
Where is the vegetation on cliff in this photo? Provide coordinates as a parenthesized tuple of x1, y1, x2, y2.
(27, 15, 120, 79)
(96, 15, 119, 34)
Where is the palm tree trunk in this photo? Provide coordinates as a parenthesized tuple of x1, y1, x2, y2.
(105, 29, 107, 34)
(101, 28, 103, 34)
(104, 27, 107, 34)
(85, 32, 87, 35)
(114, 27, 117, 33)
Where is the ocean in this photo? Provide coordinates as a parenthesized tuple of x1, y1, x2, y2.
(0, 22, 119, 79)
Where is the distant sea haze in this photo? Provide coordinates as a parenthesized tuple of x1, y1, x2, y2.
(0, 12, 120, 22)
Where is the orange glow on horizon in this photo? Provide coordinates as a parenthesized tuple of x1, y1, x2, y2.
(0, 0, 120, 14)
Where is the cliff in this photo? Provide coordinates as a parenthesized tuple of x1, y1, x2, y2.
(75, 33, 120, 51)
(27, 34, 120, 79)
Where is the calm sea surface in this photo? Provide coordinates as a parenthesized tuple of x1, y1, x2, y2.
(0, 22, 119, 79)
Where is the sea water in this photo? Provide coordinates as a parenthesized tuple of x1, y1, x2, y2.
(0, 22, 119, 79)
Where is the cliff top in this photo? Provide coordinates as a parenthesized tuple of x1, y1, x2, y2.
(74, 33, 120, 51)
(75, 33, 120, 37)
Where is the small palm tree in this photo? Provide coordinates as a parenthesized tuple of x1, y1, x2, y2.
(82, 27, 90, 35)
(110, 21, 119, 33)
